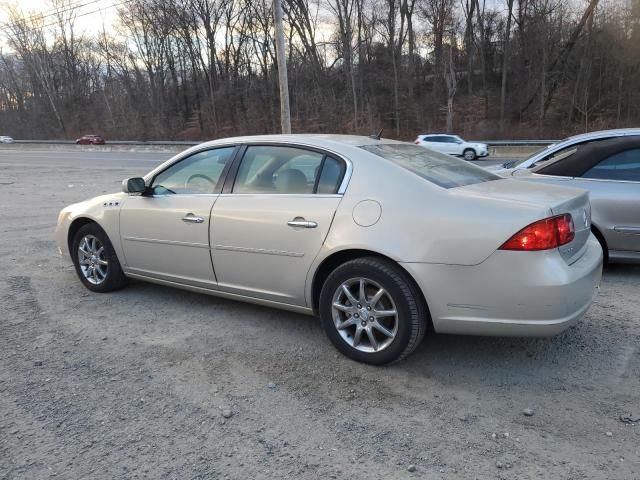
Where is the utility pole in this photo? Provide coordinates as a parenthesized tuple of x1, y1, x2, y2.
(273, 0, 291, 134)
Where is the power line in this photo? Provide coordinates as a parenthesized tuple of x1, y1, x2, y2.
(1, 0, 131, 34)
(0, 0, 121, 33)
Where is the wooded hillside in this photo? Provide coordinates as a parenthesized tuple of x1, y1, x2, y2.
(0, 0, 638, 140)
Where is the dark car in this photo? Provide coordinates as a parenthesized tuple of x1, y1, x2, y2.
(76, 134, 105, 145)
(513, 136, 640, 263)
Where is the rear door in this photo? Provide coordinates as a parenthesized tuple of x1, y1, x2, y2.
(423, 136, 447, 154)
(211, 144, 348, 306)
(441, 136, 460, 155)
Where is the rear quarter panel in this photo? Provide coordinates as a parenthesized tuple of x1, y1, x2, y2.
(315, 152, 550, 267)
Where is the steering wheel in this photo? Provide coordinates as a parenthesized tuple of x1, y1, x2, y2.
(185, 173, 216, 192)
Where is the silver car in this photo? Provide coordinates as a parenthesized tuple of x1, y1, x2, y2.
(489, 130, 640, 263)
(56, 135, 602, 364)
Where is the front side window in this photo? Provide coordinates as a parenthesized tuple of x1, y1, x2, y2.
(582, 149, 640, 181)
(233, 146, 344, 194)
(151, 147, 234, 195)
(360, 143, 499, 189)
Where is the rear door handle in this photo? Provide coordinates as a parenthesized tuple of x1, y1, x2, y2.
(287, 219, 317, 229)
(182, 213, 204, 224)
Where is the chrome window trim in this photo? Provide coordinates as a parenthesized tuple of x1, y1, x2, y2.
(141, 140, 353, 196)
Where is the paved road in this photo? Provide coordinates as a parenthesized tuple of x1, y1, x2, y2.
(2, 149, 637, 479)
(0, 149, 174, 172)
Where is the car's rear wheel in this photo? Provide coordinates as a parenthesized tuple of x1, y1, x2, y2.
(319, 257, 427, 365)
(463, 148, 476, 161)
(72, 223, 127, 292)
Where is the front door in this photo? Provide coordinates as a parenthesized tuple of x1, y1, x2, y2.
(211, 145, 347, 306)
(119, 146, 235, 287)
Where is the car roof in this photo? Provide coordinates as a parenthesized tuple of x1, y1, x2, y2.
(419, 133, 453, 136)
(564, 128, 640, 142)
(197, 134, 405, 150)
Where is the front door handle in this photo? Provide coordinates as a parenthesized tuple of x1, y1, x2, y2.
(182, 213, 204, 224)
(287, 219, 318, 229)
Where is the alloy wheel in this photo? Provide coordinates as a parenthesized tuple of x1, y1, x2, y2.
(331, 277, 398, 353)
(77, 235, 109, 285)
(463, 149, 476, 160)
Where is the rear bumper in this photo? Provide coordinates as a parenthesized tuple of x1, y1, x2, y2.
(401, 235, 603, 336)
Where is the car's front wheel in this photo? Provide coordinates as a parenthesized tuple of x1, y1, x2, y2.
(463, 148, 477, 161)
(319, 257, 428, 365)
(72, 223, 128, 292)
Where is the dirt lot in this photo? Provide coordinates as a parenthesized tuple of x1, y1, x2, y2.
(1, 150, 639, 479)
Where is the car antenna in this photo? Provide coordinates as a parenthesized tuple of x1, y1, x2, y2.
(369, 128, 383, 140)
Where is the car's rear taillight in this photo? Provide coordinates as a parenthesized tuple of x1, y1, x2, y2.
(499, 214, 575, 251)
(414, 140, 420, 144)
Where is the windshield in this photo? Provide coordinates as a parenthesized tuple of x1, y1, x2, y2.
(360, 143, 500, 189)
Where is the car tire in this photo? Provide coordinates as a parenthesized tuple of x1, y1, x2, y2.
(463, 149, 476, 161)
(319, 257, 428, 365)
(71, 223, 128, 293)
(591, 227, 609, 265)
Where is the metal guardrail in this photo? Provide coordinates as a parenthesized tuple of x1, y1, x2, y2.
(11, 139, 557, 147)
(13, 139, 200, 146)
(474, 140, 556, 146)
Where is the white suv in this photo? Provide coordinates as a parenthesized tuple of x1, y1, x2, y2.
(414, 134, 488, 160)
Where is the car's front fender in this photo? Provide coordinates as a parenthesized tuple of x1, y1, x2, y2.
(56, 193, 127, 262)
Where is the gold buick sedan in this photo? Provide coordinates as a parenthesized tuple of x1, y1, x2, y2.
(56, 135, 602, 364)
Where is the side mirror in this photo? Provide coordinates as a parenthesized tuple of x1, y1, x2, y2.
(123, 177, 146, 194)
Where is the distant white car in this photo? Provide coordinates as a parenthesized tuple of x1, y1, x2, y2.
(414, 134, 488, 160)
(0, 136, 14, 144)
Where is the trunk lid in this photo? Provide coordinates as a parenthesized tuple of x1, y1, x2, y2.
(453, 178, 591, 264)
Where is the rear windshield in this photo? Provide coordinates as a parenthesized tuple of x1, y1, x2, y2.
(360, 143, 500, 189)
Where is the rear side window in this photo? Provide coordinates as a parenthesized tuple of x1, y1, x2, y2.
(360, 144, 499, 189)
(232, 146, 346, 194)
(316, 156, 345, 194)
(582, 149, 640, 181)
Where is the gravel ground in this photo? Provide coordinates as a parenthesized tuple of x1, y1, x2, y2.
(1, 150, 639, 480)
